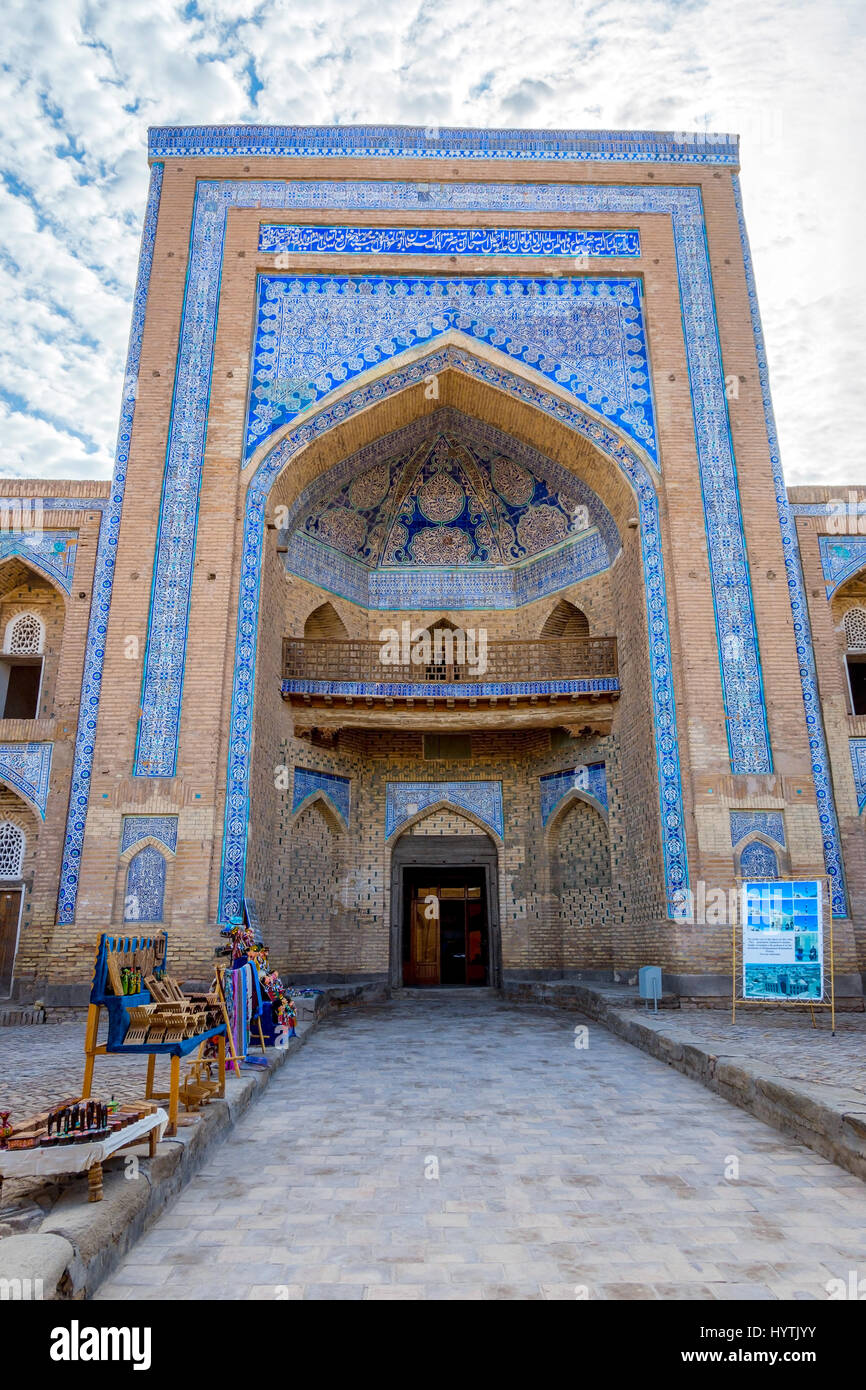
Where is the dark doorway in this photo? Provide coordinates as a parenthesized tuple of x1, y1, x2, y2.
(390, 832, 501, 989)
(0, 888, 22, 996)
(403, 867, 487, 987)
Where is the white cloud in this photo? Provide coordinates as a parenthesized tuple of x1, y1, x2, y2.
(1, 0, 864, 485)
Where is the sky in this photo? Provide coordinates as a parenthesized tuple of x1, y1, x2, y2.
(0, 0, 863, 487)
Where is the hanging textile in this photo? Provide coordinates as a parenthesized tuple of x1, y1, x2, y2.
(224, 961, 256, 1061)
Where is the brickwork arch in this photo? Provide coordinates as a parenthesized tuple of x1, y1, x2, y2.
(540, 599, 589, 640)
(277, 796, 352, 977)
(303, 601, 349, 641)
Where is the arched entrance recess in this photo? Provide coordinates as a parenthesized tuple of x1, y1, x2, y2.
(218, 341, 688, 922)
(389, 811, 502, 990)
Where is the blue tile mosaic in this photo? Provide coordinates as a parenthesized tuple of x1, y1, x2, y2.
(850, 739, 866, 813)
(259, 224, 641, 258)
(292, 767, 351, 826)
(248, 274, 656, 463)
(385, 781, 503, 839)
(730, 811, 785, 849)
(0, 531, 78, 594)
(739, 839, 780, 881)
(149, 124, 739, 165)
(57, 161, 164, 923)
(120, 815, 178, 854)
(281, 409, 620, 608)
(124, 845, 167, 923)
(0, 742, 52, 819)
(0, 498, 108, 515)
(282, 678, 620, 698)
(790, 502, 866, 519)
(220, 343, 689, 921)
(732, 174, 847, 915)
(540, 763, 608, 825)
(818, 535, 866, 597)
(137, 175, 769, 793)
(287, 528, 611, 609)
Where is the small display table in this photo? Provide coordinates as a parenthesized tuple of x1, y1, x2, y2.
(0, 1107, 168, 1202)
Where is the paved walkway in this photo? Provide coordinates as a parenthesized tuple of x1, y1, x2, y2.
(95, 992, 866, 1301)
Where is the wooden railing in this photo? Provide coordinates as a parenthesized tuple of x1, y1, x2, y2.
(282, 635, 618, 685)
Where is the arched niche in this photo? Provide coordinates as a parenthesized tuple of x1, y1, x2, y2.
(540, 599, 589, 639)
(304, 601, 349, 641)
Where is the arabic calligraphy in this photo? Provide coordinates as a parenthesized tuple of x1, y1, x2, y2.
(258, 224, 641, 258)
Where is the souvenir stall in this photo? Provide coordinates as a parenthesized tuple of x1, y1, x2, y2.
(0, 1099, 167, 1202)
(218, 916, 321, 1049)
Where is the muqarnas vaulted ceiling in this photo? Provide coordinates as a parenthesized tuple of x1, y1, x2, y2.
(280, 410, 621, 609)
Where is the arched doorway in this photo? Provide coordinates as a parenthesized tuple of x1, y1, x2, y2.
(225, 348, 687, 935)
(389, 813, 501, 989)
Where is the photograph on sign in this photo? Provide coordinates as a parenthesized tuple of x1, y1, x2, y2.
(741, 879, 824, 1001)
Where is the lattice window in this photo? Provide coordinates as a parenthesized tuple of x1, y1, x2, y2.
(844, 607, 866, 651)
(0, 821, 25, 878)
(739, 839, 780, 881)
(4, 611, 44, 655)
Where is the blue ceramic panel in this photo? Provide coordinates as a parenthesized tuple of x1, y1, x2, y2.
(817, 535, 866, 597)
(259, 224, 641, 258)
(0, 742, 52, 819)
(540, 763, 608, 825)
(850, 739, 866, 813)
(386, 781, 503, 839)
(124, 846, 167, 923)
(739, 840, 780, 881)
(292, 768, 351, 825)
(149, 125, 738, 165)
(730, 811, 785, 849)
(0, 531, 78, 594)
(121, 815, 178, 854)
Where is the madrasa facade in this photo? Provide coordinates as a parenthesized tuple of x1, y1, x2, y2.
(1, 124, 865, 1006)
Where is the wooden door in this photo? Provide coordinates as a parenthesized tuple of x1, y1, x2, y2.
(0, 888, 22, 996)
(409, 886, 440, 985)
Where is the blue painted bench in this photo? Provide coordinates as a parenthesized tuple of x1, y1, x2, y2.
(81, 932, 226, 1134)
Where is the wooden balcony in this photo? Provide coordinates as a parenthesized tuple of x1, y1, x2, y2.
(281, 636, 620, 733)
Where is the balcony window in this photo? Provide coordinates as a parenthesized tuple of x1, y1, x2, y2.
(0, 611, 45, 720)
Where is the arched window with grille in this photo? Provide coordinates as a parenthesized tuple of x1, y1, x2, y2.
(0, 822, 25, 879)
(0, 611, 45, 719)
(4, 611, 44, 655)
(844, 606, 866, 714)
(844, 607, 866, 651)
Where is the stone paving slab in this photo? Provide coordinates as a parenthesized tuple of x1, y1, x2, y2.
(504, 980, 866, 1182)
(94, 992, 866, 1302)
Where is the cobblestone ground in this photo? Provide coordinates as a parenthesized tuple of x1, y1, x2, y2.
(0, 1014, 167, 1116)
(94, 992, 866, 1301)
